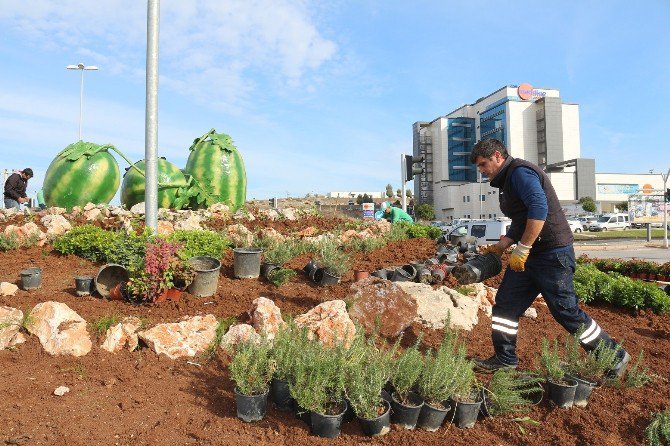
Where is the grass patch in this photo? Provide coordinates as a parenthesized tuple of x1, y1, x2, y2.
(202, 317, 237, 361)
(89, 314, 121, 337)
(575, 228, 669, 240)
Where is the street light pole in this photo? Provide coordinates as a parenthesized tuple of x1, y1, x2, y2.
(662, 168, 670, 249)
(66, 63, 98, 141)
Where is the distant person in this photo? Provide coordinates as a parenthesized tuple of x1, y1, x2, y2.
(4, 168, 33, 210)
(380, 201, 414, 223)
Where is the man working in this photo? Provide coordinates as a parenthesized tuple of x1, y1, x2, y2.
(469, 139, 630, 377)
(4, 168, 33, 210)
(380, 201, 414, 223)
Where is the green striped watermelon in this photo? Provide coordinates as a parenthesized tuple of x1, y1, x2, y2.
(120, 159, 188, 209)
(43, 141, 121, 209)
(183, 129, 247, 211)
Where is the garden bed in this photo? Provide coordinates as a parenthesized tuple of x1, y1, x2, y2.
(1, 233, 669, 445)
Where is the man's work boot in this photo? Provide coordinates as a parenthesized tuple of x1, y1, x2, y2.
(473, 355, 517, 373)
(606, 350, 631, 379)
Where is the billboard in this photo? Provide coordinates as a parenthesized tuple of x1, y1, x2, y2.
(628, 192, 669, 224)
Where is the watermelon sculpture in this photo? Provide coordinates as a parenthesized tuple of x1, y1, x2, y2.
(120, 159, 188, 209)
(43, 141, 124, 209)
(184, 129, 247, 211)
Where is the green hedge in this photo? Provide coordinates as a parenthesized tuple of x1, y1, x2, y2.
(574, 264, 670, 314)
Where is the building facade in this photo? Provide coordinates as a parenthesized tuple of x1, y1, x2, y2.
(413, 84, 610, 220)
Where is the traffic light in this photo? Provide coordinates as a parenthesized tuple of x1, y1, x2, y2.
(405, 154, 424, 182)
(665, 188, 670, 202)
(268, 197, 278, 208)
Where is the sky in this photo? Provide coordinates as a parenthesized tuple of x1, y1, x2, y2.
(1, 0, 669, 203)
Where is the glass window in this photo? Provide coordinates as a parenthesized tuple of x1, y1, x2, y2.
(481, 195, 486, 201)
(471, 224, 486, 238)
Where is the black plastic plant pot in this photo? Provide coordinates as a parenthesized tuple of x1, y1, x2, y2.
(547, 378, 577, 408)
(309, 402, 347, 439)
(232, 247, 263, 279)
(565, 374, 596, 408)
(270, 379, 293, 411)
(19, 267, 43, 291)
(234, 388, 269, 423)
(390, 264, 417, 282)
(417, 399, 451, 432)
(371, 268, 389, 279)
(391, 391, 424, 430)
(313, 268, 340, 286)
(292, 400, 311, 427)
(260, 262, 280, 281)
(74, 275, 94, 296)
(358, 400, 391, 437)
(452, 253, 502, 285)
(343, 399, 355, 423)
(450, 396, 483, 429)
(302, 259, 319, 279)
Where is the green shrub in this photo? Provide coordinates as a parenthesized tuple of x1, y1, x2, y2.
(89, 314, 121, 337)
(317, 238, 351, 277)
(414, 203, 435, 221)
(268, 268, 296, 287)
(385, 222, 409, 242)
(0, 232, 20, 251)
(390, 339, 424, 404)
(264, 241, 295, 265)
(104, 230, 151, 271)
(625, 350, 655, 388)
(271, 322, 306, 382)
(404, 223, 442, 239)
(540, 338, 565, 382)
(485, 370, 544, 416)
(53, 225, 116, 262)
(167, 229, 229, 260)
(229, 340, 275, 396)
(345, 236, 387, 253)
(645, 410, 670, 446)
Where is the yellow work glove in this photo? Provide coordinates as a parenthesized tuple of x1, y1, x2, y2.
(509, 242, 532, 272)
(481, 244, 503, 257)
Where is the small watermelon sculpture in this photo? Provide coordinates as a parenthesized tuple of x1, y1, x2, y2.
(43, 141, 125, 209)
(183, 129, 247, 211)
(120, 158, 188, 209)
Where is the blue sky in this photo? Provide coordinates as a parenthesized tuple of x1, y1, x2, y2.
(1, 0, 669, 202)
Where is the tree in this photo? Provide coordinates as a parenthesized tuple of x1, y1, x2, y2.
(396, 188, 402, 198)
(579, 196, 596, 213)
(362, 193, 373, 203)
(406, 189, 413, 198)
(414, 203, 435, 221)
(616, 201, 629, 212)
(356, 194, 363, 205)
(385, 184, 393, 198)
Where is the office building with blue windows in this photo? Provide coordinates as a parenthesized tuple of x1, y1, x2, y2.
(412, 84, 596, 220)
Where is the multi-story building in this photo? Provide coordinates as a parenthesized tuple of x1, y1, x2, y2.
(412, 84, 643, 220)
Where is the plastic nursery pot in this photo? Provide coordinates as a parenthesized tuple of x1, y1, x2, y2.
(390, 264, 417, 282)
(108, 283, 126, 301)
(19, 267, 43, 291)
(312, 268, 341, 286)
(452, 253, 502, 285)
(187, 256, 222, 297)
(450, 394, 483, 429)
(547, 378, 578, 408)
(292, 400, 311, 427)
(302, 259, 319, 280)
(309, 401, 347, 439)
(270, 379, 293, 411)
(391, 391, 424, 430)
(417, 399, 451, 432)
(358, 399, 391, 437)
(74, 275, 94, 297)
(260, 262, 280, 281)
(233, 248, 263, 279)
(353, 270, 370, 282)
(564, 374, 596, 408)
(234, 388, 269, 423)
(95, 264, 130, 298)
(371, 268, 389, 279)
(153, 288, 182, 303)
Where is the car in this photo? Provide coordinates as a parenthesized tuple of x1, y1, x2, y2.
(578, 216, 598, 231)
(567, 220, 583, 233)
(588, 213, 630, 231)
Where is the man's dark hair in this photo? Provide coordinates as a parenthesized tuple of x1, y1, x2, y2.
(469, 138, 509, 164)
(22, 168, 33, 177)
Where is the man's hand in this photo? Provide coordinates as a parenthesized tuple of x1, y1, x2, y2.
(18, 197, 29, 204)
(481, 244, 504, 257)
(509, 242, 531, 272)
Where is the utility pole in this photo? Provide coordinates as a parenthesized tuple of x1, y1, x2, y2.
(662, 168, 670, 249)
(401, 153, 407, 211)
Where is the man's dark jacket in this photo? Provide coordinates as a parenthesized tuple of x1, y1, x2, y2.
(4, 173, 28, 200)
(489, 157, 573, 252)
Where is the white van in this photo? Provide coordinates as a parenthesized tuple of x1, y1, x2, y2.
(588, 213, 630, 231)
(446, 218, 512, 246)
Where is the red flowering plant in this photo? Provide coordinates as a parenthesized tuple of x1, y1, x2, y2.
(126, 238, 194, 304)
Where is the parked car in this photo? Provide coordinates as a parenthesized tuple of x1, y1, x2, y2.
(578, 216, 598, 231)
(588, 213, 630, 231)
(445, 218, 511, 246)
(567, 220, 583, 233)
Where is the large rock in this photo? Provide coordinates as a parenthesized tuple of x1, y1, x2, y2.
(395, 282, 480, 331)
(347, 277, 417, 337)
(220, 324, 260, 351)
(84, 208, 103, 221)
(40, 214, 72, 238)
(0, 282, 19, 296)
(174, 215, 202, 231)
(280, 208, 297, 221)
(227, 224, 254, 247)
(100, 317, 143, 353)
(156, 220, 175, 236)
(249, 297, 284, 340)
(26, 301, 92, 356)
(0, 306, 25, 349)
(138, 314, 218, 359)
(294, 300, 356, 348)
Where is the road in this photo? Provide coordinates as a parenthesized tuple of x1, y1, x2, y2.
(574, 240, 670, 262)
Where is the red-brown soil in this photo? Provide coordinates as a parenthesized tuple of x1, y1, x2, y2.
(1, 236, 669, 445)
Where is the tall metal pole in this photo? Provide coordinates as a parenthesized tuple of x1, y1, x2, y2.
(78, 69, 84, 141)
(144, 0, 160, 233)
(478, 170, 483, 218)
(401, 154, 407, 212)
(662, 168, 669, 249)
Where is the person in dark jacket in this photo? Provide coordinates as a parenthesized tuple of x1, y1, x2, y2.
(469, 139, 630, 377)
(4, 168, 33, 209)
